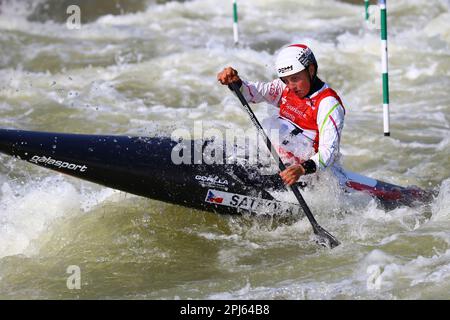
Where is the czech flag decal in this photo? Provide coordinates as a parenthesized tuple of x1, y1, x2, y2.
(205, 190, 224, 204)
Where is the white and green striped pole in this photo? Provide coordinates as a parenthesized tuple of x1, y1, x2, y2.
(380, 0, 390, 136)
(364, 0, 370, 21)
(233, 0, 239, 45)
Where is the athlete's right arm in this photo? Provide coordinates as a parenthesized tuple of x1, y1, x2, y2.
(217, 66, 285, 107)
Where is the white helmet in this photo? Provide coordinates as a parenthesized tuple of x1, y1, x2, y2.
(275, 44, 317, 77)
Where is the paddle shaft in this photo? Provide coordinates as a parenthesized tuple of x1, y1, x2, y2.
(229, 82, 339, 247)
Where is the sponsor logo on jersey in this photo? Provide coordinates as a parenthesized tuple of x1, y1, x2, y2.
(269, 82, 282, 101)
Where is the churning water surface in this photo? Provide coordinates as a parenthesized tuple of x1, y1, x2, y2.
(0, 0, 449, 299)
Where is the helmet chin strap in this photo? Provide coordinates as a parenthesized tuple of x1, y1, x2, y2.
(309, 71, 315, 83)
(306, 66, 322, 97)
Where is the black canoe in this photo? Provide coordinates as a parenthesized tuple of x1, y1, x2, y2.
(0, 128, 433, 214)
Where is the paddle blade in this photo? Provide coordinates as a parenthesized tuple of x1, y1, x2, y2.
(314, 225, 340, 249)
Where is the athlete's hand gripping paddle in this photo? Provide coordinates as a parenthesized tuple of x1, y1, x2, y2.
(229, 82, 340, 249)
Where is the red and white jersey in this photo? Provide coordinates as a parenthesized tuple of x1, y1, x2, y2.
(239, 79, 345, 171)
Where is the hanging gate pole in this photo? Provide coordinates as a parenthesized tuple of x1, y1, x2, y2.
(379, 0, 390, 136)
(233, 0, 239, 45)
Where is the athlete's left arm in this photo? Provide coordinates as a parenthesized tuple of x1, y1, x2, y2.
(309, 97, 345, 171)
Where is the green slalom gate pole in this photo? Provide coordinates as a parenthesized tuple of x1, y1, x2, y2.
(233, 0, 239, 45)
(379, 0, 390, 136)
(365, 0, 370, 21)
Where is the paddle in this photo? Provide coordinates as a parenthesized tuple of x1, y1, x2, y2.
(228, 82, 340, 249)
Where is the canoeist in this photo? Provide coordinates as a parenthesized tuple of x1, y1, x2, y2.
(217, 43, 346, 186)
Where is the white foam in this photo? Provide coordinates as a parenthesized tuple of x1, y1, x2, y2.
(424, 12, 450, 42)
(0, 176, 81, 258)
(0, 171, 133, 259)
(431, 178, 450, 221)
